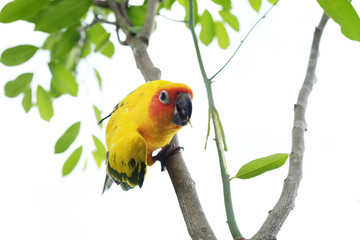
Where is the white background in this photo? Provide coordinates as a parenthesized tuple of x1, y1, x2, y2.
(1, 0, 359, 239)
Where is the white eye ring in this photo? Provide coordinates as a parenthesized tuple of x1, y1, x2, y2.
(159, 90, 170, 104)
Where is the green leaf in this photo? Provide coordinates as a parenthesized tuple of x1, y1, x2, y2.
(87, 23, 114, 57)
(199, 10, 215, 46)
(36, 85, 53, 121)
(0, 0, 50, 23)
(249, 0, 262, 12)
(94, 33, 110, 52)
(93, 105, 102, 126)
(54, 122, 81, 154)
(62, 146, 82, 176)
(100, 41, 115, 58)
(177, 0, 186, 6)
(48, 62, 78, 96)
(0, 45, 38, 66)
(128, 5, 147, 26)
(94, 69, 102, 89)
(159, 0, 176, 10)
(80, 40, 91, 59)
(62, 44, 78, 70)
(219, 10, 240, 31)
(22, 87, 32, 113)
(211, 0, 232, 11)
(92, 135, 106, 168)
(42, 32, 60, 50)
(317, 0, 360, 41)
(92, 151, 105, 168)
(87, 23, 107, 43)
(215, 22, 230, 49)
(232, 153, 289, 180)
(92, 135, 106, 153)
(4, 73, 33, 98)
(267, 0, 278, 4)
(50, 25, 80, 62)
(49, 77, 63, 98)
(33, 0, 91, 33)
(82, 159, 88, 171)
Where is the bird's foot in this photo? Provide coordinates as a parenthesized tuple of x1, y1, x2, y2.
(153, 144, 184, 172)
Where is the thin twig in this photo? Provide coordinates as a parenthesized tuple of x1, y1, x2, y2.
(95, 15, 118, 27)
(159, 14, 186, 23)
(115, 28, 125, 45)
(251, 12, 329, 240)
(74, 18, 101, 70)
(209, 1, 278, 81)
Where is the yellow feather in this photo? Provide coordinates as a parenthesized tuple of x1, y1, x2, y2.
(102, 80, 193, 192)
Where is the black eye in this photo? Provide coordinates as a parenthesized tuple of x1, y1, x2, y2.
(159, 90, 170, 104)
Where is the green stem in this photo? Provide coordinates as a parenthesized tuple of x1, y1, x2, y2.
(188, 0, 242, 239)
(212, 109, 241, 239)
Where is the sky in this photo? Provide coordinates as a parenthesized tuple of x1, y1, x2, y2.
(1, 0, 360, 240)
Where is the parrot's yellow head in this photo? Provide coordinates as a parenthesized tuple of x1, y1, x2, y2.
(148, 81, 193, 129)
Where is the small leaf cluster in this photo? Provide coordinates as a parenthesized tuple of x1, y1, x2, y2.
(176, 0, 240, 49)
(0, 0, 113, 121)
(54, 121, 106, 176)
(0, 0, 112, 175)
(172, 0, 277, 49)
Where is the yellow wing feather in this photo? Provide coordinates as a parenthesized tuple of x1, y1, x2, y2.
(107, 131, 147, 190)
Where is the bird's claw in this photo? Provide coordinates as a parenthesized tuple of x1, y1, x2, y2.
(153, 144, 184, 171)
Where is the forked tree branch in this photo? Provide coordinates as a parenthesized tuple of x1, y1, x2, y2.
(101, 0, 216, 238)
(96, 1, 330, 239)
(251, 12, 329, 240)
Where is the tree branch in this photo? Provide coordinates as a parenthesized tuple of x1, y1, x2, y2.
(128, 0, 161, 81)
(129, 35, 161, 81)
(251, 12, 329, 240)
(167, 135, 217, 240)
(139, 0, 158, 40)
(116, 0, 216, 238)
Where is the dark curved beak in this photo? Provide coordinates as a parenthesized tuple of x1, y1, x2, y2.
(173, 93, 192, 126)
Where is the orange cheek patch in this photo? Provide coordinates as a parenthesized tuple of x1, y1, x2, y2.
(148, 91, 174, 121)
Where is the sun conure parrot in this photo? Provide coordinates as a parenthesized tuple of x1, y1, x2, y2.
(100, 80, 193, 193)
